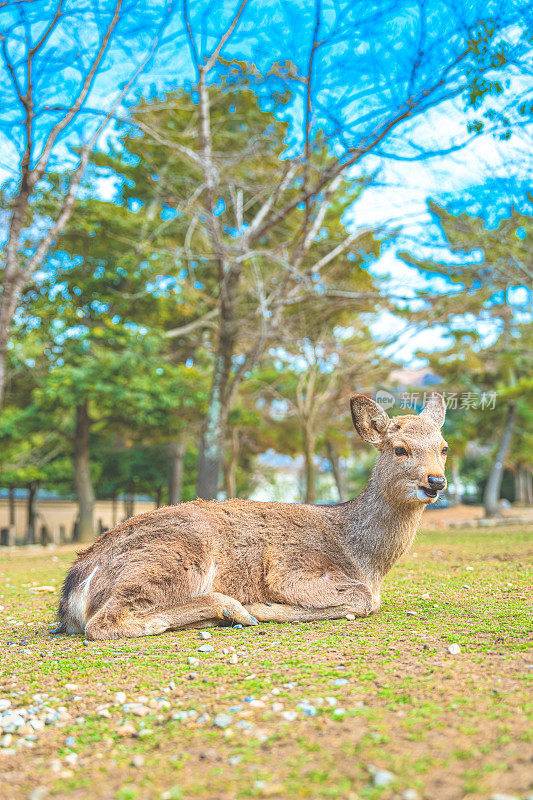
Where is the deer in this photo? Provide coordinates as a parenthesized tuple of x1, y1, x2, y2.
(56, 392, 448, 640)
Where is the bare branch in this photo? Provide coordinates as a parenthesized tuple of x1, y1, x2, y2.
(301, 0, 322, 240)
(28, 0, 63, 56)
(294, 174, 343, 269)
(203, 0, 249, 72)
(309, 230, 370, 273)
(181, 0, 200, 73)
(244, 162, 297, 244)
(0, 35, 24, 103)
(248, 51, 470, 247)
(26, 9, 167, 274)
(33, 0, 123, 184)
(165, 308, 219, 339)
(134, 118, 203, 167)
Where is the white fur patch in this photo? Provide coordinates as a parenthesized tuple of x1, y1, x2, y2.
(144, 617, 169, 635)
(67, 566, 98, 631)
(416, 488, 437, 503)
(194, 562, 216, 596)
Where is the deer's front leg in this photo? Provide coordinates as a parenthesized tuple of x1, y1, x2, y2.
(246, 568, 375, 623)
(244, 600, 371, 624)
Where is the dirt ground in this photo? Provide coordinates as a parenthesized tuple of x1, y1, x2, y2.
(422, 504, 533, 528)
(0, 524, 531, 800)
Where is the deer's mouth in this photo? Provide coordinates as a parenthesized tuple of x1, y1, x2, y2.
(419, 485, 439, 500)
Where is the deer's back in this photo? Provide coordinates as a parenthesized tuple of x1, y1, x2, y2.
(65, 498, 350, 603)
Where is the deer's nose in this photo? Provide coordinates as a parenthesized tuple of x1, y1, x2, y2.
(427, 474, 446, 490)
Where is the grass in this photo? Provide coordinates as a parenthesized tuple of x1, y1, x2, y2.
(0, 524, 531, 800)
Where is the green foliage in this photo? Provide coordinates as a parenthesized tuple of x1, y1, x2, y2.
(404, 202, 532, 492)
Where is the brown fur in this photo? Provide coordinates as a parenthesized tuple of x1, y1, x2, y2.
(57, 393, 448, 639)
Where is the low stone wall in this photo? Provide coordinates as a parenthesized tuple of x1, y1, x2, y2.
(0, 497, 157, 545)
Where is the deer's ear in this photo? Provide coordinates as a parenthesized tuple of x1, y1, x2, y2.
(419, 392, 446, 428)
(350, 394, 390, 448)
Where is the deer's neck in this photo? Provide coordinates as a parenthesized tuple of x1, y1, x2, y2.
(336, 473, 424, 583)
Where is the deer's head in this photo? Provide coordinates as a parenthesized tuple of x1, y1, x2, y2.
(350, 393, 448, 506)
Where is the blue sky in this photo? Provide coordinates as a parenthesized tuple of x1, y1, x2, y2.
(1, 0, 531, 364)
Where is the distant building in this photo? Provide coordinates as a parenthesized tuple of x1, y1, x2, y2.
(389, 366, 441, 388)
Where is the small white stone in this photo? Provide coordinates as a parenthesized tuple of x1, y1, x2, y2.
(488, 795, 519, 800)
(229, 654, 238, 665)
(213, 713, 233, 729)
(402, 790, 419, 800)
(114, 691, 127, 704)
(281, 711, 297, 722)
(188, 657, 200, 666)
(198, 644, 214, 653)
(17, 723, 33, 736)
(131, 705, 150, 717)
(345, 613, 356, 620)
(447, 643, 461, 655)
(64, 683, 78, 692)
(29, 788, 48, 800)
(371, 769, 395, 787)
(198, 631, 212, 640)
(64, 752, 78, 766)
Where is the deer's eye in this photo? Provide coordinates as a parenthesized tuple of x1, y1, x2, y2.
(394, 446, 408, 456)
(442, 447, 448, 455)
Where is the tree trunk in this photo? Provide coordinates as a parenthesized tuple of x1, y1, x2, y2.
(111, 492, 118, 528)
(223, 428, 240, 499)
(124, 488, 135, 519)
(73, 400, 95, 541)
(514, 467, 524, 505)
(0, 234, 30, 412)
(520, 469, 527, 504)
(168, 434, 186, 505)
(26, 480, 39, 544)
(526, 470, 533, 506)
(155, 486, 163, 508)
(196, 271, 240, 499)
(326, 440, 346, 502)
(517, 467, 533, 506)
(450, 457, 461, 506)
(303, 427, 317, 505)
(8, 485, 16, 526)
(484, 402, 517, 517)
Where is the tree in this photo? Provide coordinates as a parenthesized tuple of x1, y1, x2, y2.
(0, 404, 70, 542)
(2, 0, 530, 495)
(0, 0, 174, 409)
(403, 202, 532, 515)
(10, 220, 209, 538)
(414, 324, 532, 514)
(252, 319, 390, 504)
(167, 0, 532, 497)
(95, 74, 389, 498)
